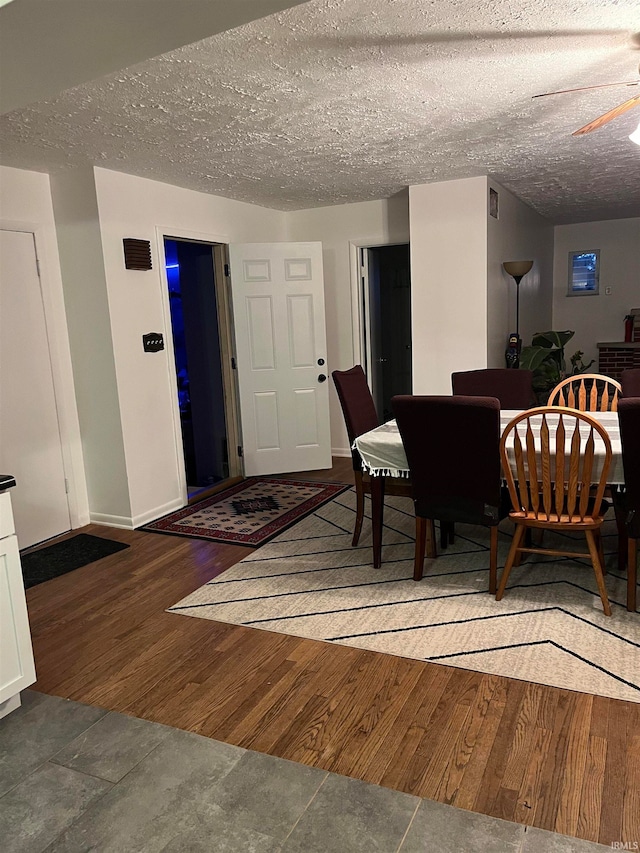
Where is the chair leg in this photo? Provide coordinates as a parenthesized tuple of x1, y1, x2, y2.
(449, 523, 455, 545)
(628, 537, 637, 613)
(596, 530, 606, 576)
(371, 475, 385, 569)
(514, 529, 531, 567)
(352, 470, 365, 547)
(496, 524, 526, 601)
(426, 519, 437, 559)
(440, 521, 449, 551)
(613, 488, 628, 572)
(585, 530, 612, 617)
(489, 526, 498, 595)
(414, 517, 427, 581)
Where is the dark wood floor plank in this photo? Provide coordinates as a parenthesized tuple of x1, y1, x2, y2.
(513, 726, 553, 826)
(368, 664, 453, 788)
(554, 694, 593, 837)
(576, 735, 607, 843)
(623, 732, 640, 845)
(472, 678, 528, 818)
(22, 459, 640, 847)
(598, 697, 630, 845)
(431, 674, 500, 805)
(454, 678, 509, 812)
(532, 691, 580, 832)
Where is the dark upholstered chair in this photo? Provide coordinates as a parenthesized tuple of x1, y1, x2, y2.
(621, 368, 640, 398)
(452, 368, 534, 410)
(332, 365, 410, 546)
(618, 398, 640, 612)
(392, 395, 502, 590)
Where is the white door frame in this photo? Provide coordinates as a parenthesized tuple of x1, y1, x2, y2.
(349, 239, 409, 378)
(154, 225, 243, 504)
(0, 218, 89, 531)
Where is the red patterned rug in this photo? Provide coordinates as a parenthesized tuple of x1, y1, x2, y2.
(141, 477, 350, 547)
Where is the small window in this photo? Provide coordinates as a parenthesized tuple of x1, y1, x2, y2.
(568, 250, 599, 295)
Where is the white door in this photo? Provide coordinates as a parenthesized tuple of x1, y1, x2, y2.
(228, 242, 331, 475)
(0, 229, 71, 547)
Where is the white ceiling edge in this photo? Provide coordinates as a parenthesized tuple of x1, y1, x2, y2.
(0, 0, 310, 114)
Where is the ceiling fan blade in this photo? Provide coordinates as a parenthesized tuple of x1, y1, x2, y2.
(533, 80, 639, 98)
(572, 93, 640, 135)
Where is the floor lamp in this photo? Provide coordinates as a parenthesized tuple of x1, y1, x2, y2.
(503, 260, 533, 368)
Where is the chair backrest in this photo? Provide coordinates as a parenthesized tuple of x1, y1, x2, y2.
(500, 406, 612, 522)
(621, 367, 640, 398)
(618, 398, 640, 525)
(332, 366, 379, 468)
(452, 368, 534, 410)
(547, 373, 621, 412)
(392, 395, 501, 525)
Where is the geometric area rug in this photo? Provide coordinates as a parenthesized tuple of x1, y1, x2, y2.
(142, 477, 349, 547)
(169, 489, 640, 704)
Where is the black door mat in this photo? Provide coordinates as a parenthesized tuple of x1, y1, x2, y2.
(20, 533, 130, 589)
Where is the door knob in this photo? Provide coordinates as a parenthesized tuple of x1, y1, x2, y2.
(318, 374, 327, 383)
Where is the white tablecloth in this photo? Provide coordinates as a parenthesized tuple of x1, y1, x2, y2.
(353, 410, 624, 485)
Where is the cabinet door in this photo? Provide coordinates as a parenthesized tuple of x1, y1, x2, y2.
(0, 533, 36, 703)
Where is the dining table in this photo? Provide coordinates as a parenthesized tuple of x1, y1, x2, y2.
(353, 409, 624, 568)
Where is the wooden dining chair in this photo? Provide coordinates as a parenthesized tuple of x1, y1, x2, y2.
(496, 406, 613, 615)
(621, 367, 640, 398)
(392, 395, 503, 590)
(332, 365, 411, 546)
(618, 398, 640, 612)
(547, 373, 621, 412)
(452, 368, 535, 410)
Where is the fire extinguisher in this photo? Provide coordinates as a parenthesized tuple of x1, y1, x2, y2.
(624, 315, 633, 342)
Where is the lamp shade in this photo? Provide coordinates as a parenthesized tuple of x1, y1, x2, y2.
(503, 260, 533, 279)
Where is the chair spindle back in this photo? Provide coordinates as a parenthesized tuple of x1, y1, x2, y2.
(547, 374, 621, 412)
(500, 406, 612, 522)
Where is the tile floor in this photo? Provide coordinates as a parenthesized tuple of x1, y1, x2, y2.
(0, 691, 609, 852)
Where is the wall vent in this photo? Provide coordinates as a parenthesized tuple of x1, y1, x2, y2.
(489, 188, 499, 219)
(123, 238, 152, 270)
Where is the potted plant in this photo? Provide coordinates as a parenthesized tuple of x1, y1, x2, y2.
(519, 330, 594, 403)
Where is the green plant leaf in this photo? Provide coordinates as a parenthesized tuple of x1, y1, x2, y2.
(519, 345, 552, 372)
(531, 330, 574, 350)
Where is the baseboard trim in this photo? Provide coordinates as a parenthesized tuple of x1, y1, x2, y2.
(90, 512, 135, 530)
(90, 498, 185, 530)
(332, 447, 351, 458)
(133, 498, 185, 529)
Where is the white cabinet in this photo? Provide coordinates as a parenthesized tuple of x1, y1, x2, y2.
(0, 489, 36, 718)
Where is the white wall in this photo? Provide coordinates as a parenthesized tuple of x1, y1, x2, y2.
(0, 165, 89, 528)
(487, 180, 554, 366)
(287, 193, 410, 454)
(409, 176, 489, 394)
(553, 218, 640, 369)
(93, 167, 288, 525)
(51, 167, 131, 523)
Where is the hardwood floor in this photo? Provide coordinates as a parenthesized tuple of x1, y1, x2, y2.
(24, 459, 639, 847)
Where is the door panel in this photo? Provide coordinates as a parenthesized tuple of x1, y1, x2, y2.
(229, 242, 331, 475)
(0, 230, 71, 547)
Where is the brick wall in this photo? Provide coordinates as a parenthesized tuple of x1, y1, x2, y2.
(598, 346, 640, 380)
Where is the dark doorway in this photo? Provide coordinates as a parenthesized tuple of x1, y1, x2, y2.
(364, 244, 412, 421)
(164, 239, 229, 497)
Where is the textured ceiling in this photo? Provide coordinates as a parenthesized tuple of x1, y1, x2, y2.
(1, 0, 639, 223)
